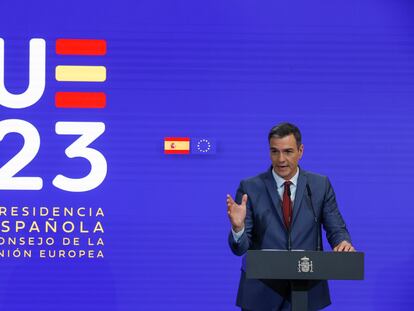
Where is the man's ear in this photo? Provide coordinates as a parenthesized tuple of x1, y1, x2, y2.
(298, 144, 304, 159)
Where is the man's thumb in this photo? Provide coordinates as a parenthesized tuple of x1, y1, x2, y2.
(241, 194, 248, 206)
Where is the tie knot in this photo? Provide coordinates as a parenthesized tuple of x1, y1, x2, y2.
(284, 181, 292, 188)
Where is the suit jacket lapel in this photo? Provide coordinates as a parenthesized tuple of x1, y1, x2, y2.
(292, 169, 307, 225)
(262, 167, 286, 230)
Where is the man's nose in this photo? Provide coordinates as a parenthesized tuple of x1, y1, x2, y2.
(277, 153, 286, 162)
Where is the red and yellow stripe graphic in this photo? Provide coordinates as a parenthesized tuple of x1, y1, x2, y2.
(55, 38, 107, 109)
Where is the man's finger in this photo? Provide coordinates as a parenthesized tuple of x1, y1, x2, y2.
(345, 244, 356, 252)
(226, 194, 235, 208)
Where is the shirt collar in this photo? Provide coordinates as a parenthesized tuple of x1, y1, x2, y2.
(272, 166, 300, 188)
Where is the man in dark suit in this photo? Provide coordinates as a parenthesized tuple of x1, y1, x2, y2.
(227, 122, 355, 311)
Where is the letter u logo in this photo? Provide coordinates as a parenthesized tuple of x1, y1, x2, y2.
(0, 38, 46, 109)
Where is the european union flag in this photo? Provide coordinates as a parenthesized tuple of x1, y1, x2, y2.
(191, 138, 216, 154)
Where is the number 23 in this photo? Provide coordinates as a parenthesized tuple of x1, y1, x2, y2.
(0, 119, 107, 192)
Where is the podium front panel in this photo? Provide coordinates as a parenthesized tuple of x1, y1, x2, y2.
(246, 250, 364, 280)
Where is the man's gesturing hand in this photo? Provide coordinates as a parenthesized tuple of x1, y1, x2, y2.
(227, 194, 247, 233)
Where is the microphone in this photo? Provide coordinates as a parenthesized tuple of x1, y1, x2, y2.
(287, 227, 292, 251)
(306, 183, 321, 251)
(287, 184, 292, 251)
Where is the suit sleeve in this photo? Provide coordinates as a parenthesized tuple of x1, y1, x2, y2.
(228, 181, 254, 256)
(321, 177, 352, 248)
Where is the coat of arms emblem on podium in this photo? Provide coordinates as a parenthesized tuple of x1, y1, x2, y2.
(297, 256, 314, 273)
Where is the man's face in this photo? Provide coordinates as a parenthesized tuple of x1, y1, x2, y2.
(270, 134, 304, 180)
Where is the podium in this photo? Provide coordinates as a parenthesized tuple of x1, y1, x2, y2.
(246, 250, 364, 311)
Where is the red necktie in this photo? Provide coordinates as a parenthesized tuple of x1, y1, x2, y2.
(282, 181, 292, 229)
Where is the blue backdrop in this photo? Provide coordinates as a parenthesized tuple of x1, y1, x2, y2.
(0, 0, 414, 310)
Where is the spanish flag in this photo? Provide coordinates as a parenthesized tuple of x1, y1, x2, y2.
(164, 137, 190, 154)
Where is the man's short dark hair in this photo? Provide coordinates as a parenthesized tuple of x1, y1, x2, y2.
(268, 122, 302, 148)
